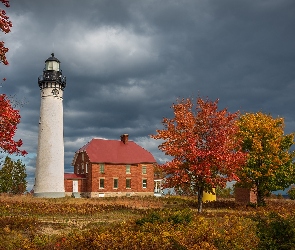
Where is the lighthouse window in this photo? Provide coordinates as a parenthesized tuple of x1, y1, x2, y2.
(47, 61, 53, 70)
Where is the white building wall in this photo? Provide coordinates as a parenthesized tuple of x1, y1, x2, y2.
(34, 87, 65, 197)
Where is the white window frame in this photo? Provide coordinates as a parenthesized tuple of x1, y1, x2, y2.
(113, 178, 118, 189)
(126, 165, 131, 174)
(99, 178, 105, 189)
(142, 179, 147, 188)
(100, 163, 105, 174)
(142, 165, 147, 174)
(126, 178, 131, 189)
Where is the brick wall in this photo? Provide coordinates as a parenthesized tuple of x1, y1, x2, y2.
(73, 152, 154, 195)
(235, 187, 257, 204)
(91, 163, 154, 193)
(64, 179, 73, 192)
(64, 179, 86, 193)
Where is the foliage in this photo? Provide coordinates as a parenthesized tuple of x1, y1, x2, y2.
(288, 187, 295, 200)
(216, 186, 234, 198)
(0, 156, 27, 194)
(0, 0, 11, 65)
(136, 208, 192, 226)
(3, 195, 295, 249)
(237, 112, 295, 206)
(0, 1, 26, 158)
(0, 94, 27, 156)
(151, 97, 247, 212)
(255, 212, 295, 250)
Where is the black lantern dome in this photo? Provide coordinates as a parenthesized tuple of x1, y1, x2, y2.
(38, 53, 66, 90)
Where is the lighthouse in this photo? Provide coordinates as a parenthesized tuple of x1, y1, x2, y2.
(34, 53, 66, 198)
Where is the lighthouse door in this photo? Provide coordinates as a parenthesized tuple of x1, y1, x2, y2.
(73, 180, 78, 192)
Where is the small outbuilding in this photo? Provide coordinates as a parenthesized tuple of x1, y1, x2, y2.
(235, 187, 257, 204)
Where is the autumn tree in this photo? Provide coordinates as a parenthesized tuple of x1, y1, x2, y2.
(0, 0, 26, 156)
(237, 112, 295, 206)
(0, 94, 26, 155)
(151, 98, 247, 212)
(0, 156, 27, 194)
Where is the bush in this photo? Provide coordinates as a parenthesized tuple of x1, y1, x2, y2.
(136, 211, 164, 225)
(136, 209, 192, 226)
(288, 187, 295, 200)
(255, 212, 295, 250)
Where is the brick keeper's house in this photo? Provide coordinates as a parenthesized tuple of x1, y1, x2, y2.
(64, 134, 157, 198)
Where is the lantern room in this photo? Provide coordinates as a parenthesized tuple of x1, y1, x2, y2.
(45, 53, 60, 71)
(38, 53, 66, 90)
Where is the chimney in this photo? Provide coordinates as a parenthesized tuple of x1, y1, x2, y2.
(120, 134, 129, 144)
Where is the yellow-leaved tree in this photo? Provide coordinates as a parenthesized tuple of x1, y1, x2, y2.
(237, 112, 295, 206)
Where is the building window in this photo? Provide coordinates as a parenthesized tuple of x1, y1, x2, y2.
(81, 163, 84, 173)
(142, 165, 147, 174)
(85, 163, 88, 174)
(126, 178, 131, 189)
(126, 165, 131, 174)
(99, 178, 105, 189)
(113, 178, 118, 189)
(142, 179, 147, 188)
(100, 164, 105, 173)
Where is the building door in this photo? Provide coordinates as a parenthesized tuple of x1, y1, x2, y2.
(73, 180, 78, 192)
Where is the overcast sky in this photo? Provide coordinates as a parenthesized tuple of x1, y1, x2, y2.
(1, 0, 295, 191)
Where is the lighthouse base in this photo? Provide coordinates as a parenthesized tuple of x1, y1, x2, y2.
(34, 192, 65, 198)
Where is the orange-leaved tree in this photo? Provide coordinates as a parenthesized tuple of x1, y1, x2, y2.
(237, 112, 295, 206)
(151, 98, 247, 212)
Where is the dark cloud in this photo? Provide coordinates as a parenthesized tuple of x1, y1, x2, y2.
(1, 0, 295, 190)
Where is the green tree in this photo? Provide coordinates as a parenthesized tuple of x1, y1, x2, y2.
(237, 112, 295, 206)
(0, 156, 27, 194)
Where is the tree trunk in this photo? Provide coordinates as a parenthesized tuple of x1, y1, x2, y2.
(257, 188, 266, 206)
(197, 186, 204, 213)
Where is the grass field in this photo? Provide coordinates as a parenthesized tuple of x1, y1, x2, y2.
(1, 194, 295, 249)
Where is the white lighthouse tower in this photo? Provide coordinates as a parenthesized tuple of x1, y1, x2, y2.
(34, 53, 66, 198)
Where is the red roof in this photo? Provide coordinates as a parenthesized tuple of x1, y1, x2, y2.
(76, 138, 156, 164)
(64, 173, 86, 179)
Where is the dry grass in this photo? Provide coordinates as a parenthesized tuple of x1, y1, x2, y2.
(1, 193, 295, 236)
(1, 194, 295, 249)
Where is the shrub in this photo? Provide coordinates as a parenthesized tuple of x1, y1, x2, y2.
(288, 187, 295, 200)
(136, 209, 193, 226)
(136, 211, 164, 225)
(255, 212, 295, 250)
(168, 208, 192, 225)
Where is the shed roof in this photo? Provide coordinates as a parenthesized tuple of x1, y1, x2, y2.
(75, 138, 156, 164)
